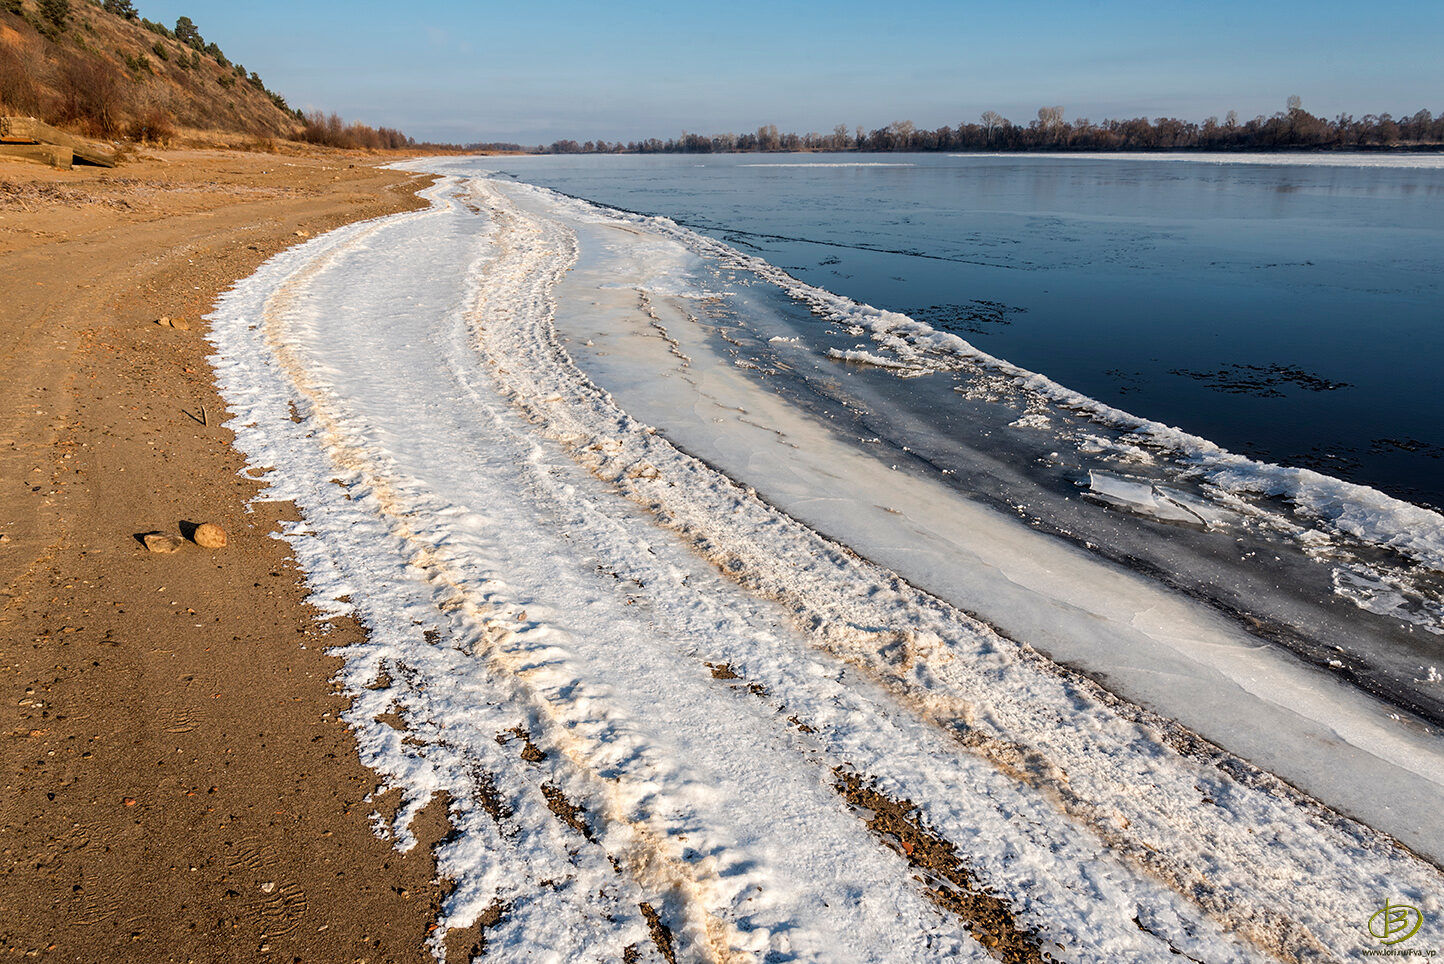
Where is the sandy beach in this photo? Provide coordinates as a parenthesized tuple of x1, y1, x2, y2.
(0, 148, 485, 962)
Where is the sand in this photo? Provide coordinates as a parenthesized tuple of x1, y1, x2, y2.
(0, 148, 482, 962)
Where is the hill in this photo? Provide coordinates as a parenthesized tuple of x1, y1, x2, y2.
(0, 0, 301, 143)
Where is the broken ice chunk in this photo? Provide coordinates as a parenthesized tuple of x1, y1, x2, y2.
(1085, 471, 1209, 527)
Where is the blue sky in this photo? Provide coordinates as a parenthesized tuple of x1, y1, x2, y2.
(137, 1, 1442, 144)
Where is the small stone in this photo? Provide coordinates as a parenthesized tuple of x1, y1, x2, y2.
(155, 316, 169, 326)
(142, 533, 185, 554)
(0, 533, 10, 543)
(260, 881, 276, 894)
(192, 523, 227, 549)
(123, 797, 136, 807)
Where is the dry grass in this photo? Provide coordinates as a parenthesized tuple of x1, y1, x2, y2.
(0, 177, 133, 209)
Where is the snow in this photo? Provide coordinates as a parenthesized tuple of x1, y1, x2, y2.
(205, 165, 1444, 961)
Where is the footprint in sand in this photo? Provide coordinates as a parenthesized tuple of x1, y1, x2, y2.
(228, 838, 308, 940)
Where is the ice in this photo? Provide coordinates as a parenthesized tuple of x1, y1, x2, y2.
(515, 176, 1444, 855)
(824, 346, 927, 374)
(1086, 471, 1208, 526)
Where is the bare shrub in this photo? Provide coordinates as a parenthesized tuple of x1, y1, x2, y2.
(124, 105, 175, 144)
(298, 110, 412, 150)
(0, 40, 46, 116)
(58, 53, 129, 136)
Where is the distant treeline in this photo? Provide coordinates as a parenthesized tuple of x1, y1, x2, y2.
(492, 99, 1443, 156)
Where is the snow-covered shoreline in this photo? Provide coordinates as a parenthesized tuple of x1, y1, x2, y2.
(207, 168, 1444, 960)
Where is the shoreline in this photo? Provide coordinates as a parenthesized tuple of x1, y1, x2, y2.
(0, 148, 479, 961)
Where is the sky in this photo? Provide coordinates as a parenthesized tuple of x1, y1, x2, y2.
(135, 1, 1443, 145)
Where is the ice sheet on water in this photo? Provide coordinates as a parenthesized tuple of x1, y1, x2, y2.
(595, 196, 1444, 637)
(739, 162, 917, 168)
(946, 151, 1444, 169)
(1333, 565, 1444, 637)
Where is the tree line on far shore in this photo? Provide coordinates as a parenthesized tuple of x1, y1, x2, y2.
(471, 98, 1443, 156)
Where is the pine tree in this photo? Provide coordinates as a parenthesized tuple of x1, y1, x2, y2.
(174, 15, 203, 48)
(37, 0, 70, 28)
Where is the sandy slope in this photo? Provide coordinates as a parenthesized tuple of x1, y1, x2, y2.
(0, 148, 484, 962)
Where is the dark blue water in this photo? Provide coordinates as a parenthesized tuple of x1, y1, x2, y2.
(468, 152, 1444, 508)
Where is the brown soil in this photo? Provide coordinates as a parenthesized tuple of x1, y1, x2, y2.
(0, 147, 462, 962)
(637, 902, 677, 964)
(834, 769, 1052, 964)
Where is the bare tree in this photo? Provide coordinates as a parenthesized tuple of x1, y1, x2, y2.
(887, 119, 916, 149)
(981, 110, 1003, 144)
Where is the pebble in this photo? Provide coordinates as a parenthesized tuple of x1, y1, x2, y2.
(142, 533, 185, 554)
(192, 523, 227, 549)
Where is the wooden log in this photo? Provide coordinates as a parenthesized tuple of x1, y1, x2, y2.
(0, 144, 75, 169)
(0, 116, 115, 167)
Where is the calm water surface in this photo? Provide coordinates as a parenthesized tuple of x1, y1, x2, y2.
(472, 152, 1444, 507)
